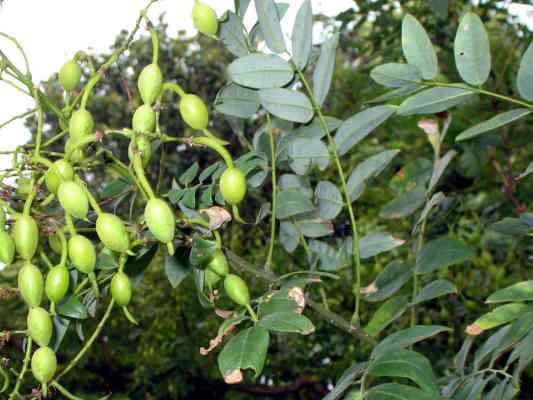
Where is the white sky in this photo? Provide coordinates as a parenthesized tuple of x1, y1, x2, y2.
(0, 0, 354, 171)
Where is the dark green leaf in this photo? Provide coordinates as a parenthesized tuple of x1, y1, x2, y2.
(360, 233, 405, 259)
(364, 295, 409, 337)
(364, 261, 412, 302)
(101, 178, 130, 198)
(280, 221, 299, 253)
(411, 279, 457, 305)
(258, 312, 315, 335)
(491, 217, 530, 236)
(487, 281, 533, 303)
(380, 186, 426, 219)
(164, 249, 190, 288)
(179, 162, 199, 185)
(190, 237, 218, 267)
(323, 363, 367, 400)
(368, 349, 438, 393)
(415, 237, 473, 275)
(366, 383, 435, 400)
(58, 296, 89, 319)
(218, 326, 270, 379)
(373, 325, 451, 357)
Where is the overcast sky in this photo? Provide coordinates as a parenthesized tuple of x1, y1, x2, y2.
(0, 1, 532, 172)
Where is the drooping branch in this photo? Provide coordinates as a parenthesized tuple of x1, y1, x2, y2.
(225, 251, 377, 346)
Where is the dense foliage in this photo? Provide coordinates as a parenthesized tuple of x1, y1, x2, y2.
(1, 0, 533, 399)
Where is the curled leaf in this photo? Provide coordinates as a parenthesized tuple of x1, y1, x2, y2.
(224, 369, 244, 384)
(200, 206, 232, 230)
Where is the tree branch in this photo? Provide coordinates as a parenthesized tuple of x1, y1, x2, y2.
(225, 251, 377, 346)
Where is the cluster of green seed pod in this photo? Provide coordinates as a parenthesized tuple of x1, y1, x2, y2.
(0, 209, 15, 266)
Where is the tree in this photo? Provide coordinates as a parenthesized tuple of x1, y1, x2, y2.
(1, 0, 533, 399)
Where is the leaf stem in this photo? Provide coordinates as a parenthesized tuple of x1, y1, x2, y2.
(424, 81, 533, 110)
(8, 337, 32, 400)
(265, 113, 277, 271)
(292, 62, 363, 324)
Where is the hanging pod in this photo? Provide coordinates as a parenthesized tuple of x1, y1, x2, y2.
(45, 159, 74, 194)
(111, 271, 132, 307)
(128, 136, 152, 167)
(96, 213, 130, 253)
(205, 268, 222, 288)
(224, 274, 250, 306)
(27, 307, 53, 347)
(192, 1, 219, 37)
(144, 198, 176, 245)
(31, 346, 57, 384)
(68, 235, 96, 274)
(14, 215, 39, 260)
(132, 104, 156, 133)
(69, 109, 94, 139)
(48, 233, 62, 255)
(0, 208, 5, 230)
(0, 231, 15, 266)
(18, 262, 44, 307)
(180, 94, 209, 130)
(45, 264, 70, 304)
(220, 167, 247, 206)
(207, 250, 229, 277)
(137, 64, 163, 106)
(64, 138, 86, 163)
(58, 181, 89, 219)
(59, 60, 82, 91)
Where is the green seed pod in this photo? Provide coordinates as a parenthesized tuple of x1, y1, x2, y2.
(224, 274, 250, 306)
(16, 177, 32, 196)
(207, 250, 229, 277)
(69, 109, 94, 139)
(96, 213, 130, 253)
(64, 138, 86, 163)
(45, 264, 70, 303)
(14, 215, 39, 260)
(144, 198, 176, 244)
(128, 136, 152, 166)
(27, 307, 53, 347)
(48, 233, 62, 255)
(192, 1, 219, 37)
(111, 271, 132, 307)
(68, 235, 96, 274)
(205, 268, 221, 287)
(132, 104, 156, 133)
(137, 63, 163, 106)
(220, 167, 247, 205)
(31, 346, 57, 384)
(180, 94, 209, 130)
(18, 262, 44, 307)
(59, 60, 82, 91)
(0, 208, 5, 230)
(57, 181, 89, 219)
(45, 159, 75, 194)
(0, 231, 15, 266)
